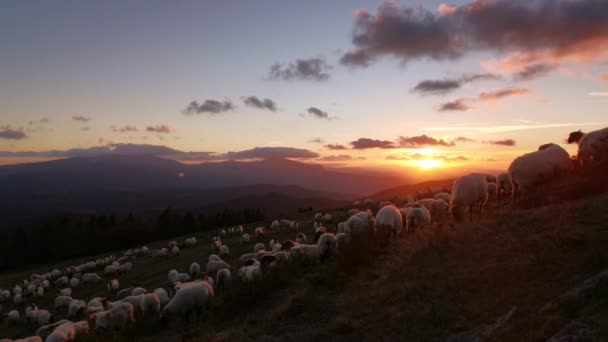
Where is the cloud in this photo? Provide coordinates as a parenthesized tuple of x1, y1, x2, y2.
(350, 138, 395, 149)
(341, 0, 608, 70)
(306, 107, 332, 120)
(243, 96, 277, 112)
(80, 127, 91, 131)
(386, 155, 409, 161)
(318, 154, 355, 162)
(513, 63, 557, 81)
(438, 88, 529, 111)
(388, 152, 468, 162)
(269, 58, 332, 81)
(324, 144, 347, 150)
(0, 143, 182, 158)
(146, 125, 171, 134)
(112, 125, 138, 133)
(225, 147, 319, 160)
(589, 92, 608, 97)
(487, 139, 516, 146)
(425, 121, 608, 133)
(397, 134, 455, 148)
(601, 74, 608, 83)
(454, 136, 475, 142)
(72, 115, 90, 122)
(439, 99, 471, 112)
(308, 137, 324, 144)
(182, 99, 234, 115)
(0, 126, 27, 140)
(412, 73, 499, 95)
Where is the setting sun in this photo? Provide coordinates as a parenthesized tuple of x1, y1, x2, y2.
(414, 159, 444, 169)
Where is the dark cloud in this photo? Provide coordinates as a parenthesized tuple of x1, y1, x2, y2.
(514, 63, 557, 81)
(182, 99, 234, 115)
(438, 155, 469, 162)
(454, 136, 475, 142)
(439, 99, 471, 112)
(243, 96, 277, 112)
(146, 125, 171, 134)
(341, 1, 608, 69)
(397, 134, 455, 148)
(269, 58, 332, 81)
(324, 144, 347, 150)
(225, 147, 319, 160)
(306, 107, 331, 120)
(308, 137, 324, 144)
(72, 115, 90, 122)
(350, 138, 395, 149)
(412, 73, 499, 95)
(0, 126, 27, 140)
(487, 139, 516, 146)
(318, 154, 355, 162)
(478, 88, 529, 101)
(112, 125, 138, 133)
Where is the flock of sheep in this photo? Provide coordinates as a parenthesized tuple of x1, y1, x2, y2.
(0, 127, 606, 342)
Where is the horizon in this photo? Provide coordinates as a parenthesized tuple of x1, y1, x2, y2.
(2, 0, 607, 181)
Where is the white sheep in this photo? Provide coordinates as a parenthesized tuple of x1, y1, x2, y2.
(67, 299, 86, 318)
(94, 302, 135, 333)
(121, 295, 144, 314)
(270, 220, 280, 231)
(375, 205, 403, 238)
(206, 260, 231, 276)
(107, 279, 119, 294)
(314, 213, 323, 222)
(54, 276, 68, 288)
(449, 173, 488, 222)
(406, 206, 431, 231)
(508, 143, 572, 202)
(184, 237, 197, 248)
(253, 243, 265, 253)
(6, 309, 19, 325)
(434, 192, 451, 202)
(69, 278, 80, 288)
(238, 264, 263, 282)
(255, 227, 265, 240)
(140, 293, 161, 318)
(428, 199, 451, 226)
(208, 254, 222, 262)
(323, 213, 332, 223)
(568, 127, 608, 168)
(240, 233, 250, 244)
(219, 245, 229, 258)
(296, 233, 307, 244)
(82, 273, 102, 285)
(154, 288, 170, 308)
(45, 321, 89, 342)
(216, 268, 232, 295)
(118, 262, 132, 273)
(131, 287, 147, 296)
(59, 288, 72, 297)
(190, 262, 201, 279)
(347, 208, 360, 217)
(344, 211, 376, 234)
(497, 172, 513, 198)
(160, 282, 214, 323)
(171, 245, 180, 257)
(86, 297, 105, 314)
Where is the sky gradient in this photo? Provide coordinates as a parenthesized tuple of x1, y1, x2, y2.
(1, 0, 607, 178)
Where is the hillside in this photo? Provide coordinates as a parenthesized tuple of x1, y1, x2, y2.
(368, 178, 455, 201)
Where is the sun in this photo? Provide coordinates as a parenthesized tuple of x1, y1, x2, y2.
(414, 159, 444, 169)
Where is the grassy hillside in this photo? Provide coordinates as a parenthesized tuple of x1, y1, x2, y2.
(1, 182, 608, 341)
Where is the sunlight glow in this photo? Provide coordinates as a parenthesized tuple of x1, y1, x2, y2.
(413, 159, 444, 169)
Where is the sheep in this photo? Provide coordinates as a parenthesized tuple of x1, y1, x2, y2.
(323, 213, 332, 223)
(428, 199, 451, 226)
(237, 225, 244, 234)
(45, 321, 89, 342)
(317, 233, 338, 260)
(0, 290, 10, 302)
(449, 173, 488, 222)
(34, 320, 71, 340)
(269, 220, 280, 232)
(67, 299, 86, 319)
(94, 302, 135, 333)
(118, 262, 132, 273)
(6, 310, 19, 325)
(14, 336, 43, 342)
(34, 309, 52, 328)
(314, 213, 323, 222)
(497, 172, 513, 198)
(219, 245, 230, 258)
(184, 237, 197, 248)
(82, 273, 102, 285)
(69, 278, 80, 288)
(12, 293, 22, 306)
(271, 242, 282, 252)
(54, 276, 68, 288)
(168, 269, 178, 282)
(168, 241, 178, 248)
(131, 287, 147, 296)
(508, 143, 572, 202)
(151, 249, 168, 260)
(107, 279, 119, 295)
(59, 288, 72, 297)
(434, 192, 451, 202)
(255, 227, 265, 240)
(25, 305, 39, 328)
(140, 293, 161, 318)
(336, 233, 347, 253)
(476, 173, 497, 184)
(86, 297, 105, 314)
(190, 262, 201, 280)
(568, 127, 608, 168)
(238, 264, 263, 282)
(215, 268, 232, 295)
(253, 243, 265, 253)
(104, 265, 118, 275)
(406, 205, 432, 231)
(240, 234, 250, 244)
(121, 295, 144, 314)
(378, 201, 393, 209)
(116, 288, 134, 300)
(51, 269, 62, 278)
(375, 205, 403, 239)
(206, 260, 231, 276)
(296, 233, 307, 244)
(208, 254, 222, 262)
(160, 282, 214, 324)
(154, 288, 170, 308)
(171, 246, 180, 257)
(34, 287, 44, 299)
(347, 208, 360, 216)
(344, 211, 376, 234)
(487, 182, 498, 201)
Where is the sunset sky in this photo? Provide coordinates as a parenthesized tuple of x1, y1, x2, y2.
(1, 0, 607, 177)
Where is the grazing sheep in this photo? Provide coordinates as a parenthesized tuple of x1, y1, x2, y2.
(253, 243, 265, 253)
(86, 297, 105, 314)
(270, 220, 280, 231)
(219, 245, 229, 258)
(161, 282, 214, 324)
(67, 299, 86, 319)
(54, 276, 68, 288)
(216, 269, 232, 295)
(82, 273, 102, 285)
(375, 205, 403, 238)
(121, 295, 144, 314)
(151, 250, 168, 260)
(171, 246, 180, 257)
(6, 309, 19, 325)
(59, 288, 72, 297)
(118, 262, 132, 273)
(497, 172, 513, 198)
(94, 302, 135, 333)
(184, 237, 197, 248)
(116, 288, 134, 300)
(25, 304, 39, 328)
(206, 260, 231, 276)
(314, 213, 323, 222)
(190, 262, 201, 280)
(508, 143, 572, 202)
(568, 127, 608, 168)
(154, 288, 170, 308)
(68, 278, 80, 288)
(406, 205, 432, 231)
(131, 287, 147, 296)
(104, 265, 118, 275)
(428, 199, 451, 226)
(449, 173, 488, 222)
(45, 321, 89, 342)
(296, 233, 307, 244)
(238, 264, 263, 282)
(208, 254, 222, 262)
(255, 227, 265, 240)
(240, 234, 250, 244)
(344, 211, 376, 234)
(140, 293, 161, 318)
(347, 208, 360, 217)
(487, 182, 498, 201)
(317, 233, 338, 260)
(434, 192, 451, 202)
(55, 296, 72, 313)
(107, 279, 119, 295)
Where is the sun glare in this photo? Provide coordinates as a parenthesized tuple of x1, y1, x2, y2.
(414, 159, 444, 169)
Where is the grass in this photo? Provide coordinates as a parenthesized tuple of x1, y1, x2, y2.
(1, 184, 608, 341)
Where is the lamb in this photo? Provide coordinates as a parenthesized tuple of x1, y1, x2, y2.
(190, 262, 201, 279)
(405, 205, 431, 231)
(240, 234, 250, 244)
(160, 282, 214, 324)
(255, 227, 265, 240)
(82, 273, 102, 285)
(171, 246, 180, 257)
(296, 233, 307, 244)
(494, 173, 511, 199)
(508, 143, 572, 202)
(140, 293, 161, 318)
(219, 245, 230, 258)
(568, 127, 608, 168)
(184, 237, 197, 248)
(216, 268, 232, 295)
(375, 205, 403, 238)
(449, 173, 488, 222)
(487, 182, 497, 201)
(94, 302, 135, 333)
(154, 288, 170, 308)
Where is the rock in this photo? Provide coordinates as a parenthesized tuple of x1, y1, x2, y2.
(547, 320, 596, 342)
(446, 306, 517, 342)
